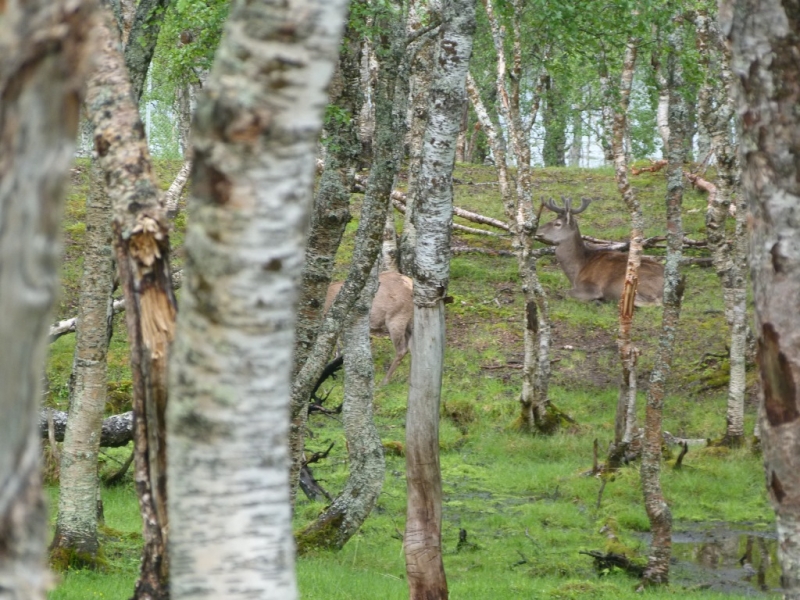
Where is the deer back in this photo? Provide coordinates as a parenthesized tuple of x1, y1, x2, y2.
(324, 271, 413, 336)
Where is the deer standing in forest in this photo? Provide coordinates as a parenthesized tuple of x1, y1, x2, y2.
(537, 197, 664, 306)
(325, 271, 413, 385)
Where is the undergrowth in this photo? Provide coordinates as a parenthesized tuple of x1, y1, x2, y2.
(46, 161, 774, 599)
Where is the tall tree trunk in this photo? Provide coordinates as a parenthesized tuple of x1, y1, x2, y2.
(542, 75, 567, 167)
(399, 0, 441, 273)
(640, 29, 686, 587)
(292, 7, 363, 379)
(167, 1, 349, 598)
(598, 57, 615, 165)
(296, 267, 384, 552)
(568, 104, 582, 167)
(0, 0, 96, 595)
(404, 2, 475, 598)
(695, 12, 747, 447)
(723, 1, 800, 596)
(51, 166, 115, 566)
(123, 0, 171, 103)
(84, 6, 176, 598)
(608, 39, 641, 471)
(288, 0, 409, 505)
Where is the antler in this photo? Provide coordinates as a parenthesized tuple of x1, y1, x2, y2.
(544, 197, 567, 215)
(571, 197, 592, 215)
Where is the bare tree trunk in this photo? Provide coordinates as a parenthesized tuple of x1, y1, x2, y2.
(51, 163, 114, 566)
(0, 0, 96, 595)
(289, 0, 408, 506)
(695, 12, 747, 447)
(723, 2, 800, 596)
(167, 1, 349, 598)
(568, 105, 582, 167)
(608, 39, 641, 471)
(598, 57, 615, 165)
(640, 29, 686, 587)
(84, 6, 176, 598)
(292, 7, 363, 379)
(122, 0, 171, 103)
(473, 0, 560, 434)
(404, 3, 474, 598)
(399, 0, 441, 273)
(296, 268, 384, 552)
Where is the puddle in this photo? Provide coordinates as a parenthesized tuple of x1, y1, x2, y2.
(646, 525, 781, 596)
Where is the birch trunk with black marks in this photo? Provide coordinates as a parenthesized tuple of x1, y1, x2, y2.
(295, 268, 384, 552)
(472, 0, 558, 434)
(404, 2, 474, 598)
(123, 0, 171, 103)
(695, 12, 747, 447)
(399, 0, 440, 273)
(167, 1, 349, 598)
(288, 0, 408, 506)
(722, 1, 800, 595)
(0, 0, 95, 595)
(293, 6, 363, 378)
(51, 153, 115, 565)
(640, 31, 686, 587)
(608, 39, 641, 471)
(84, 6, 176, 598)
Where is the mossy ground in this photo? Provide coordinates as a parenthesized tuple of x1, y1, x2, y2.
(46, 161, 775, 599)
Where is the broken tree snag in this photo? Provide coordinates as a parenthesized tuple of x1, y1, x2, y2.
(84, 6, 175, 598)
(630, 159, 667, 176)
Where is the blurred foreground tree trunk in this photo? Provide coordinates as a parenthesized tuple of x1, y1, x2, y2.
(404, 1, 475, 598)
(167, 1, 349, 598)
(0, 0, 96, 595)
(84, 5, 176, 598)
(723, 1, 800, 596)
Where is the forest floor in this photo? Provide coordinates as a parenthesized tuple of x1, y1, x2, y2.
(45, 160, 778, 599)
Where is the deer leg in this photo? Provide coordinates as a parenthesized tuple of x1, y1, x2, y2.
(379, 325, 410, 386)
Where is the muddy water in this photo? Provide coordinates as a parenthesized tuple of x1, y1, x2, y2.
(663, 525, 781, 596)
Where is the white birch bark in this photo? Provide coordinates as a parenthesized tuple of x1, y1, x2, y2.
(167, 2, 348, 598)
(52, 165, 114, 562)
(404, 1, 474, 597)
(721, 1, 800, 595)
(0, 0, 96, 595)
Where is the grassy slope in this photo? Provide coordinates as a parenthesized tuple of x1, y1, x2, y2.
(47, 161, 775, 599)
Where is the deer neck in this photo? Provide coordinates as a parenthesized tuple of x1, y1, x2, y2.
(555, 228, 589, 285)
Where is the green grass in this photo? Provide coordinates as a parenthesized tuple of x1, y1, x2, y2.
(45, 161, 774, 599)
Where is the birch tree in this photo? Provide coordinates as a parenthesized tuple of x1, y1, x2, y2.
(694, 11, 748, 447)
(640, 27, 687, 587)
(607, 39, 643, 470)
(167, 1, 349, 598)
(404, 1, 475, 597)
(722, 1, 800, 595)
(295, 268, 384, 552)
(0, 0, 96, 595)
(467, 0, 562, 434)
(288, 0, 409, 504)
(50, 151, 114, 566)
(84, 5, 177, 597)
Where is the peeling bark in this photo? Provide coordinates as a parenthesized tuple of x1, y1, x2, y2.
(0, 0, 96, 595)
(608, 39, 642, 471)
(722, 1, 800, 595)
(84, 6, 175, 597)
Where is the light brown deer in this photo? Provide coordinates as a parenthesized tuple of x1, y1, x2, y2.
(537, 197, 664, 306)
(325, 271, 413, 385)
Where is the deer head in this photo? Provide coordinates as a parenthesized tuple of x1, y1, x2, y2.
(537, 197, 592, 246)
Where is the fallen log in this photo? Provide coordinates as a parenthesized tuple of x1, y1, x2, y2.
(40, 409, 133, 447)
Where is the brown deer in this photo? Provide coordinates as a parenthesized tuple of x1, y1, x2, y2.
(325, 271, 413, 385)
(537, 197, 664, 306)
